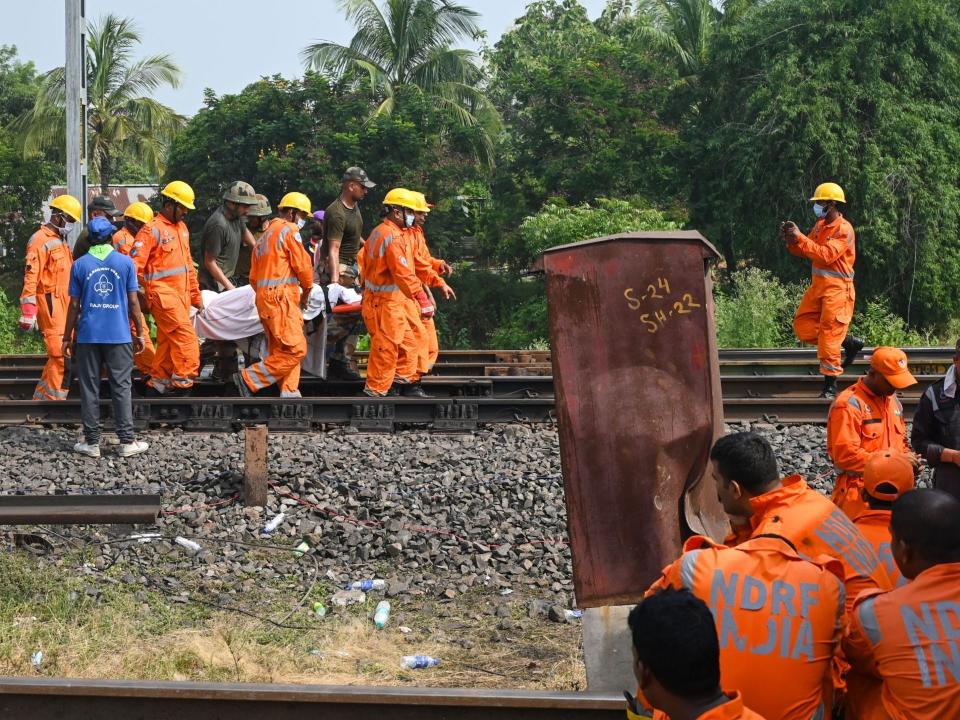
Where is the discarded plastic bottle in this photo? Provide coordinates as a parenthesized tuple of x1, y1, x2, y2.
(400, 655, 440, 670)
(345, 579, 386, 592)
(175, 537, 201, 553)
(263, 512, 285, 535)
(293, 541, 310, 557)
(564, 609, 584, 620)
(313, 602, 327, 619)
(374, 600, 391, 629)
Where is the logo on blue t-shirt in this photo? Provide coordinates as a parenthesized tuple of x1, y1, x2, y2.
(93, 274, 114, 297)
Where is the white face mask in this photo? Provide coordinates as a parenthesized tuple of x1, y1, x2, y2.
(296, 218, 306, 229)
(60, 221, 75, 236)
(813, 203, 826, 219)
(404, 212, 415, 228)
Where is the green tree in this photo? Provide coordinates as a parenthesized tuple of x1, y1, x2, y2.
(686, 0, 960, 329)
(15, 14, 185, 192)
(301, 0, 499, 165)
(485, 0, 683, 250)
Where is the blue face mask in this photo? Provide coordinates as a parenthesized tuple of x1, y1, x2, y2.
(813, 203, 826, 219)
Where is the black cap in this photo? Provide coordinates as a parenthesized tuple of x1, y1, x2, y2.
(89, 195, 120, 215)
(341, 167, 376, 188)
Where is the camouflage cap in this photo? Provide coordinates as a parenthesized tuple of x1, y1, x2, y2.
(223, 180, 258, 205)
(89, 195, 120, 215)
(247, 193, 272, 217)
(341, 166, 376, 188)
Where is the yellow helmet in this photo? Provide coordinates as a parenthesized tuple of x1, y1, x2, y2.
(278, 191, 311, 215)
(49, 194, 82, 222)
(161, 180, 196, 210)
(382, 188, 417, 210)
(410, 191, 432, 213)
(123, 201, 154, 225)
(810, 182, 845, 203)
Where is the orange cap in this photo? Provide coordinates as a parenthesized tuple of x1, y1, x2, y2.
(863, 451, 915, 502)
(869, 346, 917, 389)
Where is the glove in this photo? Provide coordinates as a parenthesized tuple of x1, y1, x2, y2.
(18, 302, 37, 331)
(414, 290, 435, 319)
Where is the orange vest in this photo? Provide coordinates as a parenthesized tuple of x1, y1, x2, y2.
(21, 225, 72, 305)
(649, 536, 843, 720)
(853, 509, 906, 588)
(408, 226, 445, 288)
(844, 562, 960, 720)
(132, 213, 201, 305)
(112, 226, 136, 255)
(789, 214, 856, 283)
(360, 219, 422, 301)
(728, 475, 891, 616)
(828, 379, 910, 477)
(249, 217, 313, 294)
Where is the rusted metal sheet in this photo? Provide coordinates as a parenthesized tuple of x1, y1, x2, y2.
(46, 185, 158, 217)
(543, 231, 730, 608)
(0, 677, 624, 719)
(0, 494, 160, 525)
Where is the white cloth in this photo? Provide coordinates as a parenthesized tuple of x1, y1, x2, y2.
(944, 365, 956, 399)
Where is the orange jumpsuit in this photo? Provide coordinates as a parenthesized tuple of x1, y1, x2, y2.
(790, 214, 856, 377)
(21, 225, 72, 400)
(409, 226, 449, 371)
(360, 219, 427, 394)
(853, 508, 905, 588)
(647, 536, 843, 720)
(111, 226, 155, 376)
(132, 213, 202, 391)
(844, 562, 960, 720)
(827, 379, 910, 518)
(241, 218, 313, 396)
(628, 691, 767, 720)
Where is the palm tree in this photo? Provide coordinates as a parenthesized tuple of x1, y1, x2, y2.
(302, 0, 499, 165)
(14, 14, 185, 192)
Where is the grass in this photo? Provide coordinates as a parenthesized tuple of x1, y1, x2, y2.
(0, 549, 584, 688)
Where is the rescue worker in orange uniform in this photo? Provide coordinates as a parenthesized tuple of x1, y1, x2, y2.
(827, 346, 919, 519)
(409, 191, 455, 373)
(234, 192, 313, 398)
(646, 535, 844, 720)
(627, 589, 766, 720)
(131, 181, 204, 393)
(20, 194, 81, 400)
(360, 189, 435, 398)
(711, 432, 890, 619)
(783, 182, 863, 398)
(111, 201, 155, 377)
(843, 489, 960, 720)
(854, 451, 916, 588)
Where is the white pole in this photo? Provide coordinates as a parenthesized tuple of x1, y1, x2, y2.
(65, 0, 87, 247)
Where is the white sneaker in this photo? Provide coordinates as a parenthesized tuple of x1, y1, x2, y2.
(74, 442, 101, 458)
(118, 440, 149, 457)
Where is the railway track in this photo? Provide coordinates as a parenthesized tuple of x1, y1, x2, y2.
(0, 347, 946, 426)
(0, 677, 623, 719)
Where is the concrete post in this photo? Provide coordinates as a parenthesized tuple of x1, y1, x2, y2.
(583, 605, 636, 692)
(65, 0, 87, 246)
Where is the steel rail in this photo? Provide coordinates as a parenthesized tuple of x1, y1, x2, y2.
(0, 677, 624, 719)
(0, 495, 160, 525)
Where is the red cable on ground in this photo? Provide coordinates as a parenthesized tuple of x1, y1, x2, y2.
(162, 494, 240, 516)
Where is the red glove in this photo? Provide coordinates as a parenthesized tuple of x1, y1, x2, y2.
(18, 302, 37, 331)
(414, 290, 435, 319)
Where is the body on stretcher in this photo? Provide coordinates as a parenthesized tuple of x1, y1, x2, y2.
(190, 284, 362, 380)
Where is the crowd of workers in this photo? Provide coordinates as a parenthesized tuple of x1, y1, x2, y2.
(18, 166, 457, 414)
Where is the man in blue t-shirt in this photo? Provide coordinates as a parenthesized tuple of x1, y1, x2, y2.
(62, 216, 149, 458)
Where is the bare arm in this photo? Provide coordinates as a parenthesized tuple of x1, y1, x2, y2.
(127, 290, 145, 353)
(327, 239, 341, 283)
(203, 253, 235, 292)
(60, 297, 82, 359)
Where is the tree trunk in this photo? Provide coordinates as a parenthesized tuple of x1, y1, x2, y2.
(99, 152, 111, 196)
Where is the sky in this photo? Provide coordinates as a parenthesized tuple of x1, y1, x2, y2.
(2, 0, 609, 116)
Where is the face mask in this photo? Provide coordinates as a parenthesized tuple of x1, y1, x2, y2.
(813, 203, 826, 219)
(60, 221, 75, 236)
(404, 212, 415, 228)
(296, 218, 306, 229)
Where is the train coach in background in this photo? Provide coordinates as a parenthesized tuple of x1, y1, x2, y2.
(782, 182, 864, 399)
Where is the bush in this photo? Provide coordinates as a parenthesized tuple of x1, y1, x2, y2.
(849, 298, 929, 347)
(714, 268, 803, 348)
(0, 289, 44, 354)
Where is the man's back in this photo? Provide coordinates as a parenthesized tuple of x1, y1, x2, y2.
(649, 535, 843, 720)
(845, 561, 960, 719)
(70, 249, 136, 344)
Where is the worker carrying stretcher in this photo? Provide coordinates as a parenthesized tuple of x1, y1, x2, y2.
(782, 182, 864, 398)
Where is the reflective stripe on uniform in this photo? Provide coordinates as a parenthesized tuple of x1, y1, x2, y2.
(834, 466, 864, 477)
(144, 266, 189, 281)
(856, 596, 882, 645)
(245, 361, 277, 391)
(820, 362, 842, 372)
(35, 379, 68, 399)
(276, 226, 290, 250)
(377, 234, 393, 257)
(679, 549, 702, 590)
(847, 396, 861, 412)
(810, 702, 825, 720)
(21, 295, 37, 304)
(255, 276, 298, 288)
(42, 239, 63, 252)
(812, 267, 854, 280)
(365, 280, 398, 293)
(926, 385, 940, 413)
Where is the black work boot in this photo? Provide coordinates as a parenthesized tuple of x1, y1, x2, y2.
(820, 376, 838, 399)
(328, 358, 362, 381)
(402, 382, 431, 398)
(841, 335, 865, 369)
